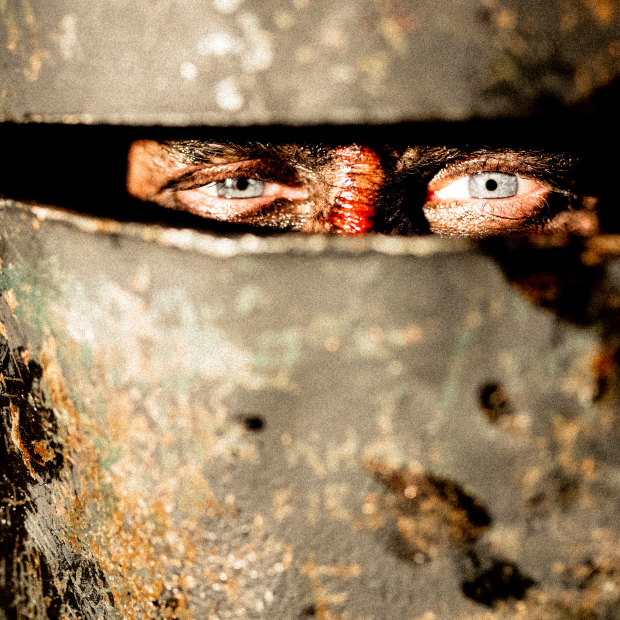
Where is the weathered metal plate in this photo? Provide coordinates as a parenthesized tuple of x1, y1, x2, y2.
(0, 0, 618, 125)
(0, 200, 619, 618)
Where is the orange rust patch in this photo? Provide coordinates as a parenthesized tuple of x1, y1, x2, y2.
(32, 440, 55, 464)
(39, 337, 81, 429)
(584, 0, 614, 24)
(300, 554, 366, 620)
(9, 399, 36, 479)
(328, 145, 384, 234)
(3, 289, 19, 312)
(364, 458, 491, 560)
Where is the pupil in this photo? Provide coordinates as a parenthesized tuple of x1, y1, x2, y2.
(485, 179, 498, 192)
(236, 178, 249, 191)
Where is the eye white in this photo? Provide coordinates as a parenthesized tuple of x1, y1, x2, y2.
(434, 172, 521, 200)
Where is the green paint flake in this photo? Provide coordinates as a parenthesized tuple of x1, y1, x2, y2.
(101, 446, 122, 471)
(3, 11, 15, 32)
(440, 325, 476, 410)
(21, 0, 33, 22)
(0, 253, 65, 335)
(253, 329, 301, 369)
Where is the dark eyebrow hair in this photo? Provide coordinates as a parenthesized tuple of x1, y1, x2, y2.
(159, 140, 581, 193)
(158, 139, 333, 177)
(161, 139, 279, 164)
(397, 146, 579, 186)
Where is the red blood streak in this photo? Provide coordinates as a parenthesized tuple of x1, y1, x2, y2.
(328, 145, 384, 234)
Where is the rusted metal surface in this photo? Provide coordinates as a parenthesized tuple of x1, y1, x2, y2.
(0, 0, 618, 125)
(1, 199, 618, 618)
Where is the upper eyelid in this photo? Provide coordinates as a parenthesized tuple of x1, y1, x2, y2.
(161, 158, 302, 192)
(163, 140, 261, 163)
(431, 156, 539, 184)
(427, 152, 577, 191)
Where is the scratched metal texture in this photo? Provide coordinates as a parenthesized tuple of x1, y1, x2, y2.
(0, 199, 618, 619)
(0, 0, 618, 125)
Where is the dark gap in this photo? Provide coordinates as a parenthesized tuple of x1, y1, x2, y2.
(478, 382, 513, 422)
(300, 604, 316, 616)
(461, 552, 536, 607)
(0, 92, 616, 232)
(239, 414, 265, 432)
(478, 237, 605, 325)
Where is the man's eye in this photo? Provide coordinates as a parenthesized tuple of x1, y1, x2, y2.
(469, 172, 517, 199)
(423, 166, 552, 236)
(205, 177, 266, 199)
(431, 172, 532, 201)
(169, 174, 309, 223)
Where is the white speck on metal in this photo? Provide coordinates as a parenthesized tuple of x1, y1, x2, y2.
(213, 0, 243, 14)
(57, 14, 79, 60)
(197, 31, 241, 57)
(180, 61, 198, 81)
(216, 77, 244, 110)
(238, 13, 273, 72)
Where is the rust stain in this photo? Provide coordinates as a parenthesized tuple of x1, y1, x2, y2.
(9, 399, 36, 478)
(24, 49, 49, 82)
(3, 288, 19, 312)
(583, 0, 614, 24)
(91, 499, 192, 619)
(39, 336, 80, 429)
(495, 8, 517, 29)
(37, 339, 180, 617)
(7, 24, 18, 51)
(300, 554, 367, 620)
(365, 458, 491, 561)
(32, 439, 55, 464)
(574, 46, 617, 96)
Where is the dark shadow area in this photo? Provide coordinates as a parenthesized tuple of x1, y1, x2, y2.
(0, 297, 114, 619)
(238, 414, 266, 431)
(0, 77, 617, 233)
(478, 236, 606, 325)
(460, 551, 536, 607)
(478, 382, 514, 423)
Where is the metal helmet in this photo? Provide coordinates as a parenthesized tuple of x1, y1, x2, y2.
(1, 0, 618, 125)
(0, 2, 619, 619)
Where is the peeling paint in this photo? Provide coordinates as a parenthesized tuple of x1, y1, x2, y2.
(0, 201, 619, 617)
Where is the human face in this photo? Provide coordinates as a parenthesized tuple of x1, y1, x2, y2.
(127, 139, 599, 237)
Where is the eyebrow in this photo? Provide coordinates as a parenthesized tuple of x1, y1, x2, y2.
(395, 146, 579, 187)
(160, 158, 303, 192)
(160, 140, 581, 193)
(161, 139, 280, 164)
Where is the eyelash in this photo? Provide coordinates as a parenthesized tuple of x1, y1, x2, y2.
(429, 157, 538, 186)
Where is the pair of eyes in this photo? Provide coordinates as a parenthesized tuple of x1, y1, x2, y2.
(178, 169, 547, 235)
(202, 170, 528, 201)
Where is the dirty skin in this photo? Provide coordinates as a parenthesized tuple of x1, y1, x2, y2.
(126, 140, 600, 238)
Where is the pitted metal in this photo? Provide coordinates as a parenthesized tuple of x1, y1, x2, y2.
(0, 0, 618, 125)
(0, 200, 618, 618)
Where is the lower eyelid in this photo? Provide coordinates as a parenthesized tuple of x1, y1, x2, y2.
(164, 181, 310, 221)
(480, 190, 549, 220)
(422, 186, 551, 234)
